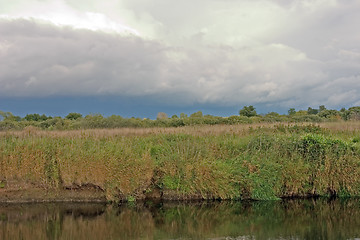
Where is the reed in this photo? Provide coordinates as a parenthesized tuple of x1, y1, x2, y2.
(1, 123, 359, 201)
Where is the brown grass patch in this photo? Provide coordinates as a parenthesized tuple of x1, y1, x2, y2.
(1, 122, 346, 138)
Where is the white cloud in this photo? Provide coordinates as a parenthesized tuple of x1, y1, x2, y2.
(0, 20, 324, 104)
(0, 0, 139, 35)
(0, 0, 360, 110)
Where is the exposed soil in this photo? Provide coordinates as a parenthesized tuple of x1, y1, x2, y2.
(0, 181, 216, 203)
(0, 180, 326, 203)
(0, 180, 107, 203)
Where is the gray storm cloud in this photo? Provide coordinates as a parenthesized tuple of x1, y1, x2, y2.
(0, 0, 360, 109)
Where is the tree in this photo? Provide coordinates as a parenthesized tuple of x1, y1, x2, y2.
(24, 113, 41, 121)
(266, 112, 280, 117)
(0, 111, 7, 121)
(319, 105, 326, 112)
(347, 106, 360, 120)
(180, 113, 188, 119)
(156, 112, 168, 120)
(24, 113, 51, 121)
(0, 111, 20, 121)
(318, 109, 340, 119)
(40, 114, 51, 121)
(239, 106, 257, 117)
(190, 111, 203, 118)
(288, 108, 296, 115)
(66, 112, 83, 120)
(307, 107, 318, 115)
(295, 110, 308, 116)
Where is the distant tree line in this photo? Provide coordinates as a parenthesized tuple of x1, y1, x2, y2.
(239, 105, 360, 121)
(1, 105, 360, 131)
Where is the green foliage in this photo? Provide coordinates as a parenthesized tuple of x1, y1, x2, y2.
(24, 113, 51, 121)
(347, 106, 360, 120)
(307, 107, 319, 115)
(239, 106, 257, 117)
(291, 115, 323, 122)
(180, 113, 188, 119)
(318, 109, 340, 119)
(288, 108, 296, 115)
(65, 112, 83, 120)
(299, 134, 351, 162)
(126, 195, 136, 202)
(1, 106, 360, 131)
(319, 105, 326, 112)
(43, 142, 61, 187)
(266, 112, 279, 117)
(190, 111, 203, 118)
(0, 111, 21, 122)
(0, 120, 21, 131)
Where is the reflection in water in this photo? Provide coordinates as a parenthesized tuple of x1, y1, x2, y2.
(0, 199, 360, 239)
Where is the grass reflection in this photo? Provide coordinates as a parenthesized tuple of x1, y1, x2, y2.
(0, 199, 359, 239)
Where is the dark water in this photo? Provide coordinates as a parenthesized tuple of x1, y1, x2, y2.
(1, 199, 360, 240)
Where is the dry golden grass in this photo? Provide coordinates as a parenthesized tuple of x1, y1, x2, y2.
(4, 121, 357, 138)
(318, 121, 360, 132)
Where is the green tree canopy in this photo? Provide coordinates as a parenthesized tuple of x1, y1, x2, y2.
(24, 113, 51, 121)
(0, 111, 19, 121)
(190, 111, 203, 118)
(307, 107, 318, 115)
(266, 112, 280, 117)
(318, 109, 340, 119)
(347, 106, 360, 120)
(180, 113, 188, 119)
(239, 106, 257, 117)
(288, 108, 296, 115)
(319, 105, 326, 112)
(65, 112, 83, 120)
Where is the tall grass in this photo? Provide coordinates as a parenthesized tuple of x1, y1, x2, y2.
(1, 123, 360, 201)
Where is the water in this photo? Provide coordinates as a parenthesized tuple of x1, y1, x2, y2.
(1, 199, 360, 240)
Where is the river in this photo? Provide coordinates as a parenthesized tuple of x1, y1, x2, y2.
(1, 199, 360, 239)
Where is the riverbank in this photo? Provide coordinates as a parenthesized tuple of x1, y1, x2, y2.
(1, 122, 360, 202)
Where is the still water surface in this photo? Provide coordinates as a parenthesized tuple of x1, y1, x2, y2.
(1, 199, 360, 240)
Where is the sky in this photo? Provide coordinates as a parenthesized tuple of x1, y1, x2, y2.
(0, 0, 360, 118)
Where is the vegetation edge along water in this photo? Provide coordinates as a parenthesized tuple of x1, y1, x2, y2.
(1, 123, 360, 202)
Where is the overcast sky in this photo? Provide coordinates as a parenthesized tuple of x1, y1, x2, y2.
(1, 0, 360, 117)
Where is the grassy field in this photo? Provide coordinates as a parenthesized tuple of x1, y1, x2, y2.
(1, 122, 360, 201)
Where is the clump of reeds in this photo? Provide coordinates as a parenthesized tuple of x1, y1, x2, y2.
(1, 123, 359, 201)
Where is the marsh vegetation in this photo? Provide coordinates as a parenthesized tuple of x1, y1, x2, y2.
(1, 122, 360, 202)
